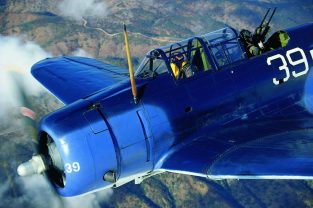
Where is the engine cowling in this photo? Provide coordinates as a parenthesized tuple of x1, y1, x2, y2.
(36, 99, 118, 196)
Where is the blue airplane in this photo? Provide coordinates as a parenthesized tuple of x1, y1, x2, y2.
(17, 8, 313, 197)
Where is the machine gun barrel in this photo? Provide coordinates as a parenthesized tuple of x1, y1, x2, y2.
(266, 8, 276, 28)
(253, 8, 277, 43)
(259, 8, 271, 28)
(260, 7, 276, 40)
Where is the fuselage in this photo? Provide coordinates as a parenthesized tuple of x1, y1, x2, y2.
(38, 23, 313, 196)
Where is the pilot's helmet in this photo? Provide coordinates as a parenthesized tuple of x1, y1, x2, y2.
(171, 52, 185, 67)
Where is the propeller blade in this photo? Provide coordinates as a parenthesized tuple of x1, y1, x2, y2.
(10, 72, 65, 206)
(10, 71, 39, 151)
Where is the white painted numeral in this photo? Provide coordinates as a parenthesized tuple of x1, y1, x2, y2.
(286, 47, 308, 77)
(65, 162, 81, 173)
(72, 162, 80, 172)
(65, 163, 72, 173)
(267, 54, 290, 85)
(267, 47, 310, 85)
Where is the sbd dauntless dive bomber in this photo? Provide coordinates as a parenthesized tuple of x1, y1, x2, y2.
(17, 9, 313, 196)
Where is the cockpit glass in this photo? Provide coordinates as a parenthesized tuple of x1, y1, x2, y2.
(135, 38, 208, 79)
(135, 52, 169, 79)
(203, 27, 245, 68)
(135, 26, 246, 79)
(153, 59, 168, 75)
(135, 57, 152, 79)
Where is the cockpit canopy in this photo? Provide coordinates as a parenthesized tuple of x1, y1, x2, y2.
(135, 27, 246, 79)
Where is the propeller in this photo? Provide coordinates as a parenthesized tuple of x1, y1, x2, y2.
(10, 72, 65, 205)
(10, 72, 46, 177)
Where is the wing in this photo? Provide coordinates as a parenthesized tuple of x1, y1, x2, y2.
(156, 117, 313, 179)
(31, 56, 128, 104)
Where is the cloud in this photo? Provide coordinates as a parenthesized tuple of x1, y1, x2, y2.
(0, 35, 92, 116)
(0, 175, 61, 208)
(71, 48, 92, 57)
(0, 174, 113, 208)
(63, 189, 113, 208)
(58, 0, 108, 21)
(0, 35, 50, 116)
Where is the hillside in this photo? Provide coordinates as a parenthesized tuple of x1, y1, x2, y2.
(1, 0, 313, 67)
(1, 0, 313, 208)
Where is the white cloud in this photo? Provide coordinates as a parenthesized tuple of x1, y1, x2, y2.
(0, 174, 113, 208)
(0, 175, 61, 208)
(58, 0, 108, 21)
(0, 35, 92, 116)
(71, 48, 92, 57)
(63, 189, 113, 208)
(0, 35, 50, 116)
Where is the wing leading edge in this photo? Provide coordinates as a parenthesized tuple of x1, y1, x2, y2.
(32, 56, 128, 104)
(157, 118, 313, 180)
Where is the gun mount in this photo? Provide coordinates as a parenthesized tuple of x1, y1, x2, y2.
(240, 8, 277, 57)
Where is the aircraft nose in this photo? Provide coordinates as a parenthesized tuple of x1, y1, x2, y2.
(17, 155, 46, 176)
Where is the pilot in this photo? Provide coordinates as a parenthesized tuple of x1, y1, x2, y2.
(170, 52, 195, 79)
